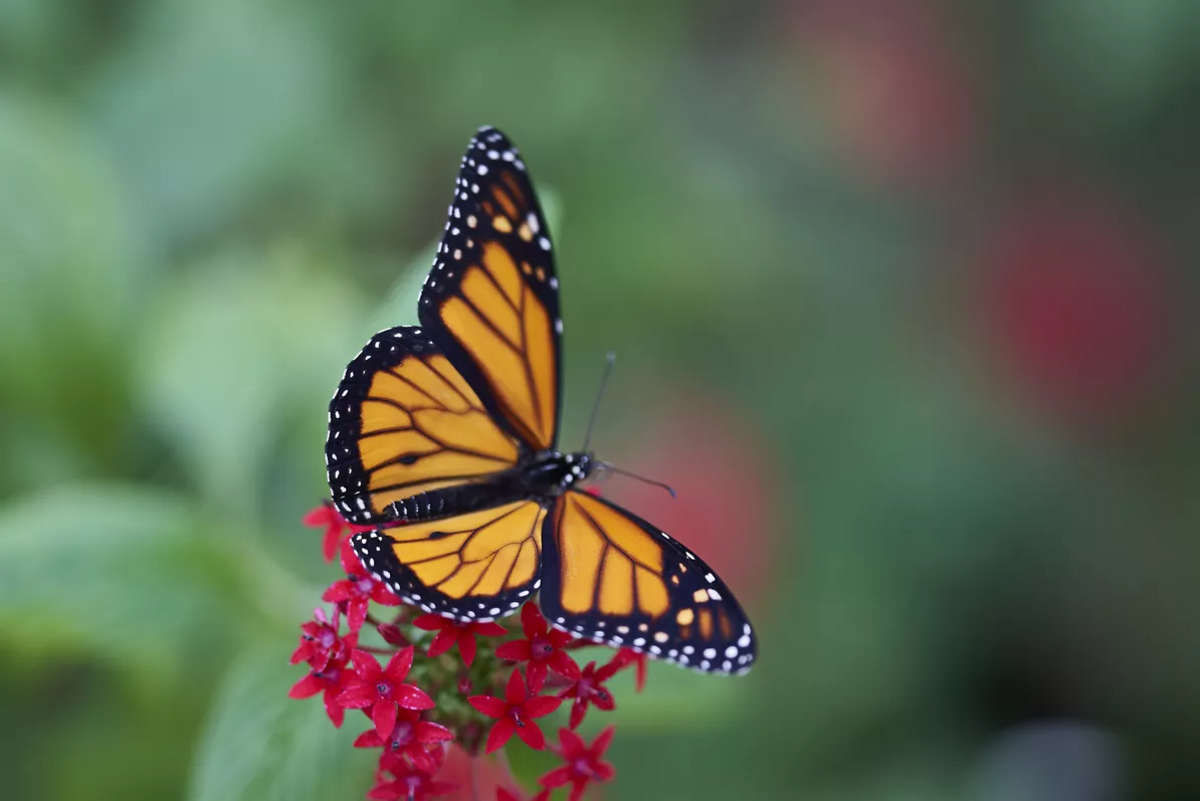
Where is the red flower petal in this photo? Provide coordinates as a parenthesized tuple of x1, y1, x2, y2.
(413, 613, 448, 631)
(288, 674, 324, 699)
(525, 661, 548, 694)
(505, 669, 528, 705)
(593, 760, 615, 781)
(351, 650, 382, 679)
(323, 691, 345, 728)
(427, 627, 458, 658)
(590, 726, 616, 758)
(558, 728, 586, 760)
(485, 717, 517, 754)
(520, 603, 546, 638)
(523, 696, 562, 718)
(352, 729, 382, 748)
(373, 702, 398, 740)
(336, 684, 377, 709)
(393, 684, 435, 710)
(468, 695, 509, 719)
(568, 700, 587, 729)
(322, 580, 355, 603)
(415, 721, 453, 743)
(346, 596, 369, 633)
(514, 718, 546, 750)
(474, 621, 508, 637)
(458, 631, 477, 666)
(339, 538, 362, 575)
(495, 640, 531, 662)
(592, 692, 615, 712)
(548, 650, 581, 681)
(384, 646, 415, 682)
(538, 765, 573, 789)
(547, 629, 574, 648)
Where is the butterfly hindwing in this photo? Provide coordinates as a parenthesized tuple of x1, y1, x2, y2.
(539, 491, 757, 675)
(326, 325, 524, 525)
(350, 501, 547, 620)
(418, 126, 562, 453)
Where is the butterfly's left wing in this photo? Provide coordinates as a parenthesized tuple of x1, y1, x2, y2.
(417, 126, 562, 453)
(539, 491, 757, 675)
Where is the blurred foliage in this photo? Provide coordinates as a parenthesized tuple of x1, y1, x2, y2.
(2, 1, 1199, 799)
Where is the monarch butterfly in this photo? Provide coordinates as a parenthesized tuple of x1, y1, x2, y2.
(326, 127, 756, 675)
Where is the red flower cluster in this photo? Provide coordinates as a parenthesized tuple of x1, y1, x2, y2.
(291, 504, 640, 800)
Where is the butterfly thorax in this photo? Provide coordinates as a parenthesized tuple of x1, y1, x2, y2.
(516, 450, 595, 498)
(383, 451, 593, 524)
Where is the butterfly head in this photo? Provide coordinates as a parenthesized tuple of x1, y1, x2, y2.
(520, 450, 597, 497)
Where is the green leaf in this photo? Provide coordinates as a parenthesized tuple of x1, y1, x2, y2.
(136, 246, 369, 519)
(187, 644, 371, 801)
(0, 90, 149, 483)
(0, 484, 242, 673)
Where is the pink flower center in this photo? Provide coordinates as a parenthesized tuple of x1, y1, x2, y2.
(531, 636, 554, 657)
(318, 629, 336, 648)
(390, 721, 413, 748)
(356, 576, 375, 594)
(573, 758, 595, 778)
(376, 682, 392, 698)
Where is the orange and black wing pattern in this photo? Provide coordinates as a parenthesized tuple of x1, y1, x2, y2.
(539, 491, 757, 675)
(418, 126, 561, 453)
(350, 501, 546, 619)
(326, 326, 524, 526)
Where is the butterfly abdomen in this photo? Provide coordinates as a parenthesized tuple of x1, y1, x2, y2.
(385, 482, 522, 524)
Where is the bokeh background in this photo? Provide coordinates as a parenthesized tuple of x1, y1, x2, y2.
(2, 1, 1199, 799)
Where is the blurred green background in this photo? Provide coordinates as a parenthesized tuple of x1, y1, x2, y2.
(2, 1, 1199, 799)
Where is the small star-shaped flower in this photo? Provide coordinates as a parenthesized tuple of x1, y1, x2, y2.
(558, 659, 619, 729)
(538, 726, 616, 801)
(290, 606, 356, 671)
(612, 647, 648, 692)
(368, 748, 457, 800)
(337, 647, 435, 739)
(495, 603, 580, 692)
(413, 613, 507, 667)
(323, 539, 401, 632)
(468, 668, 562, 753)
(289, 663, 354, 728)
(354, 708, 452, 774)
(303, 501, 373, 562)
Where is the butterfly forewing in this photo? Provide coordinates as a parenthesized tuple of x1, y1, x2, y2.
(326, 325, 524, 525)
(418, 126, 562, 453)
(539, 491, 757, 675)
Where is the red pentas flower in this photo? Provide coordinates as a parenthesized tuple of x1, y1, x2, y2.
(559, 659, 619, 729)
(338, 647, 435, 739)
(324, 539, 401, 632)
(290, 661, 355, 727)
(468, 669, 562, 753)
(495, 603, 580, 693)
(291, 606, 357, 671)
(414, 613, 507, 667)
(612, 647, 648, 693)
(539, 726, 616, 801)
(304, 500, 374, 562)
(369, 747, 457, 801)
(354, 708, 453, 774)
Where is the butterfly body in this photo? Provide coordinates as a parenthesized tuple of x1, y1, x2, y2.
(327, 127, 757, 675)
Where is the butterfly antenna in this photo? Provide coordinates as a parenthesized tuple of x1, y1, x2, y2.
(582, 352, 616, 452)
(599, 463, 677, 499)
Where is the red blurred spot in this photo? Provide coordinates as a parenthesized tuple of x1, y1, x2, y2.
(979, 192, 1175, 424)
(791, 0, 974, 184)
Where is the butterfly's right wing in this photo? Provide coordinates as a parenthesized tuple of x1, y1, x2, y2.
(326, 326, 525, 526)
